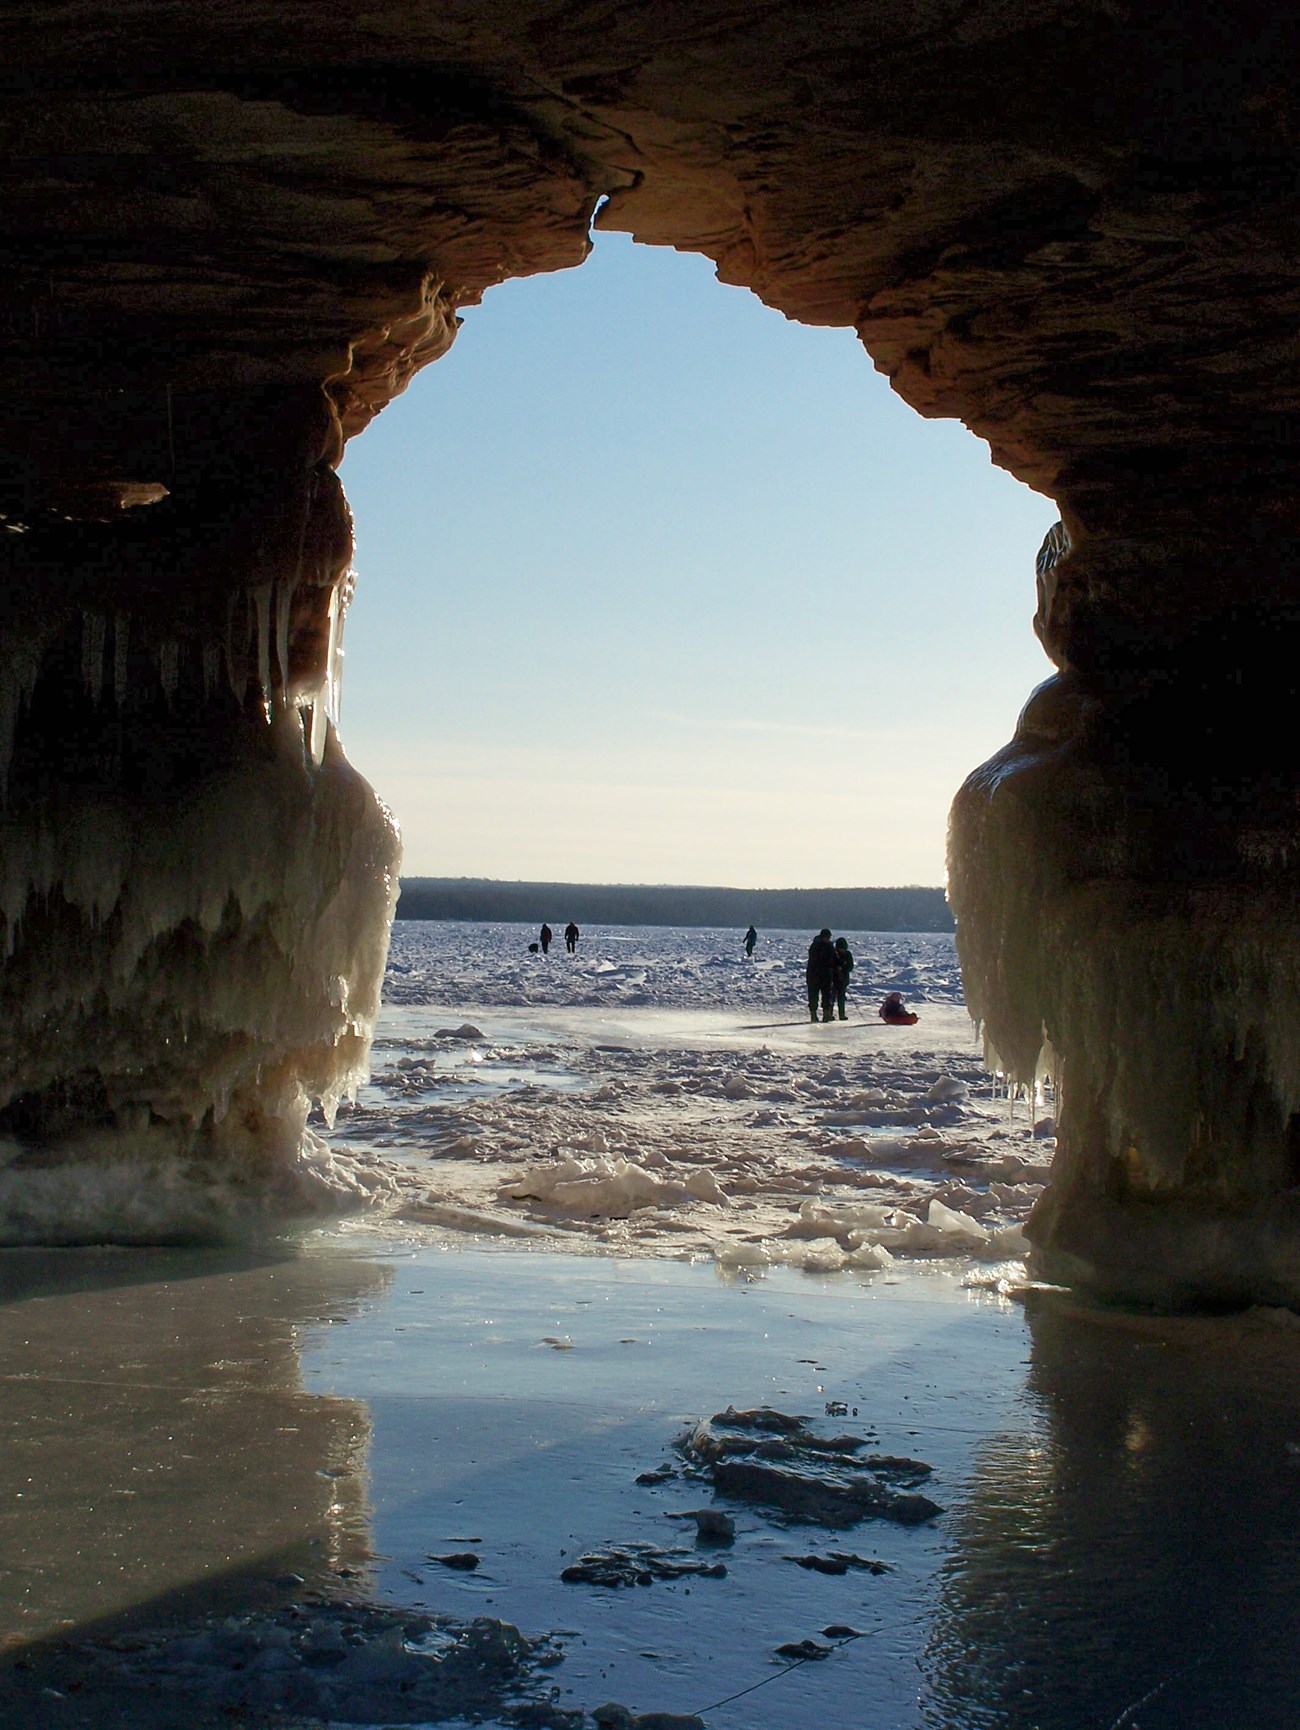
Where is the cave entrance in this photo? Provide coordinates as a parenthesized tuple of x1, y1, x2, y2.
(337, 231, 1057, 891)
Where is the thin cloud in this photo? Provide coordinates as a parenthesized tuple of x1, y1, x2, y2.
(648, 709, 913, 744)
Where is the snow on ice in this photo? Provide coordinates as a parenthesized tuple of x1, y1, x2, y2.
(322, 921, 1051, 1278)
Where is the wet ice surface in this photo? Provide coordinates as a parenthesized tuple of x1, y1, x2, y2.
(327, 924, 1048, 1271)
(7, 1243, 1300, 1727)
(6, 925, 1300, 1725)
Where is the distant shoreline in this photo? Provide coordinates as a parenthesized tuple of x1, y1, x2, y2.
(396, 878, 954, 933)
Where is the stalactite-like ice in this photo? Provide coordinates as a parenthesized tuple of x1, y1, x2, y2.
(113, 611, 130, 710)
(0, 634, 46, 799)
(80, 609, 107, 705)
(949, 663, 1300, 1306)
(253, 583, 273, 712)
(0, 700, 401, 1243)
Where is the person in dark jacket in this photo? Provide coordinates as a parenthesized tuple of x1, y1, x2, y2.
(832, 936, 854, 1021)
(805, 928, 837, 1022)
(744, 925, 758, 958)
(564, 921, 580, 953)
(539, 922, 553, 955)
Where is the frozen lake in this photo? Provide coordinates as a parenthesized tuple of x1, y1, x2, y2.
(5, 1241, 1300, 1727)
(3, 924, 1299, 1726)
(328, 923, 1044, 1272)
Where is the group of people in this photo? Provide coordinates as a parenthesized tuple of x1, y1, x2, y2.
(805, 928, 855, 1023)
(535, 922, 581, 955)
(529, 921, 913, 1026)
(803, 931, 917, 1025)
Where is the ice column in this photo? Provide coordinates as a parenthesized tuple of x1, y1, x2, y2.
(949, 525, 1300, 1307)
(0, 387, 401, 1228)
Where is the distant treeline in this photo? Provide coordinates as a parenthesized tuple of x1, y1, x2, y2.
(396, 878, 954, 933)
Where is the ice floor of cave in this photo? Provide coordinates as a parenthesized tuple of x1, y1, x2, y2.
(5, 1243, 1300, 1728)
(5, 925, 1300, 1727)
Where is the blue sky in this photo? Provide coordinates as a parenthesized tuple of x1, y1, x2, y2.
(337, 232, 1057, 888)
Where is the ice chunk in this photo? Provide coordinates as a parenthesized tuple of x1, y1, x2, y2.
(824, 1136, 871, 1160)
(572, 1129, 611, 1154)
(509, 1155, 684, 1219)
(990, 1181, 1044, 1208)
(787, 1199, 892, 1245)
(842, 1241, 895, 1271)
(684, 1166, 727, 1204)
(797, 1244, 848, 1273)
(0, 1129, 401, 1246)
(924, 1076, 968, 1104)
(986, 1222, 1031, 1255)
(714, 1240, 774, 1269)
(926, 1199, 988, 1241)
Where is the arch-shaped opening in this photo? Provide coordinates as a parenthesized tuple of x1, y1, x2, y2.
(5, 14, 1300, 1726)
(338, 230, 1057, 885)
(0, 7, 1295, 1311)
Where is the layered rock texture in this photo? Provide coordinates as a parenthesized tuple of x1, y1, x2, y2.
(1, 2, 1298, 1287)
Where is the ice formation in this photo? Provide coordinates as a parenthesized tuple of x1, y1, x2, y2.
(332, 939, 1045, 1273)
(949, 577, 1300, 1303)
(0, 554, 401, 1242)
(508, 1152, 728, 1220)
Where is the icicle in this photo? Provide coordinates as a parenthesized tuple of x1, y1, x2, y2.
(304, 583, 343, 765)
(252, 584, 272, 717)
(325, 582, 342, 723)
(0, 640, 42, 802)
(328, 573, 349, 724)
(80, 611, 107, 705)
(113, 613, 129, 710)
(274, 580, 292, 702)
(223, 593, 242, 704)
(157, 640, 179, 704)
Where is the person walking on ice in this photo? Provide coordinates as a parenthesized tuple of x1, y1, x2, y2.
(744, 925, 757, 958)
(539, 923, 553, 955)
(564, 921, 580, 953)
(805, 928, 837, 1023)
(832, 936, 854, 1021)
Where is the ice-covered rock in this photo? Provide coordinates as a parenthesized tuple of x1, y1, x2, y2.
(950, 666, 1300, 1303)
(0, 699, 401, 1244)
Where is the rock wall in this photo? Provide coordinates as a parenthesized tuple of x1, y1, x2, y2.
(1, 3, 1298, 1281)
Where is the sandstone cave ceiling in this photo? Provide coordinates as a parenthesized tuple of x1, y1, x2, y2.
(1, 0, 1297, 675)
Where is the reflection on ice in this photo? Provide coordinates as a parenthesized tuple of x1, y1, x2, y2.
(923, 1292, 1300, 1729)
(8, 921, 1300, 1725)
(5, 1237, 1300, 1725)
(0, 1247, 383, 1643)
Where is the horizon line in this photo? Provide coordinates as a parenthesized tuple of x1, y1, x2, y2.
(400, 874, 948, 893)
